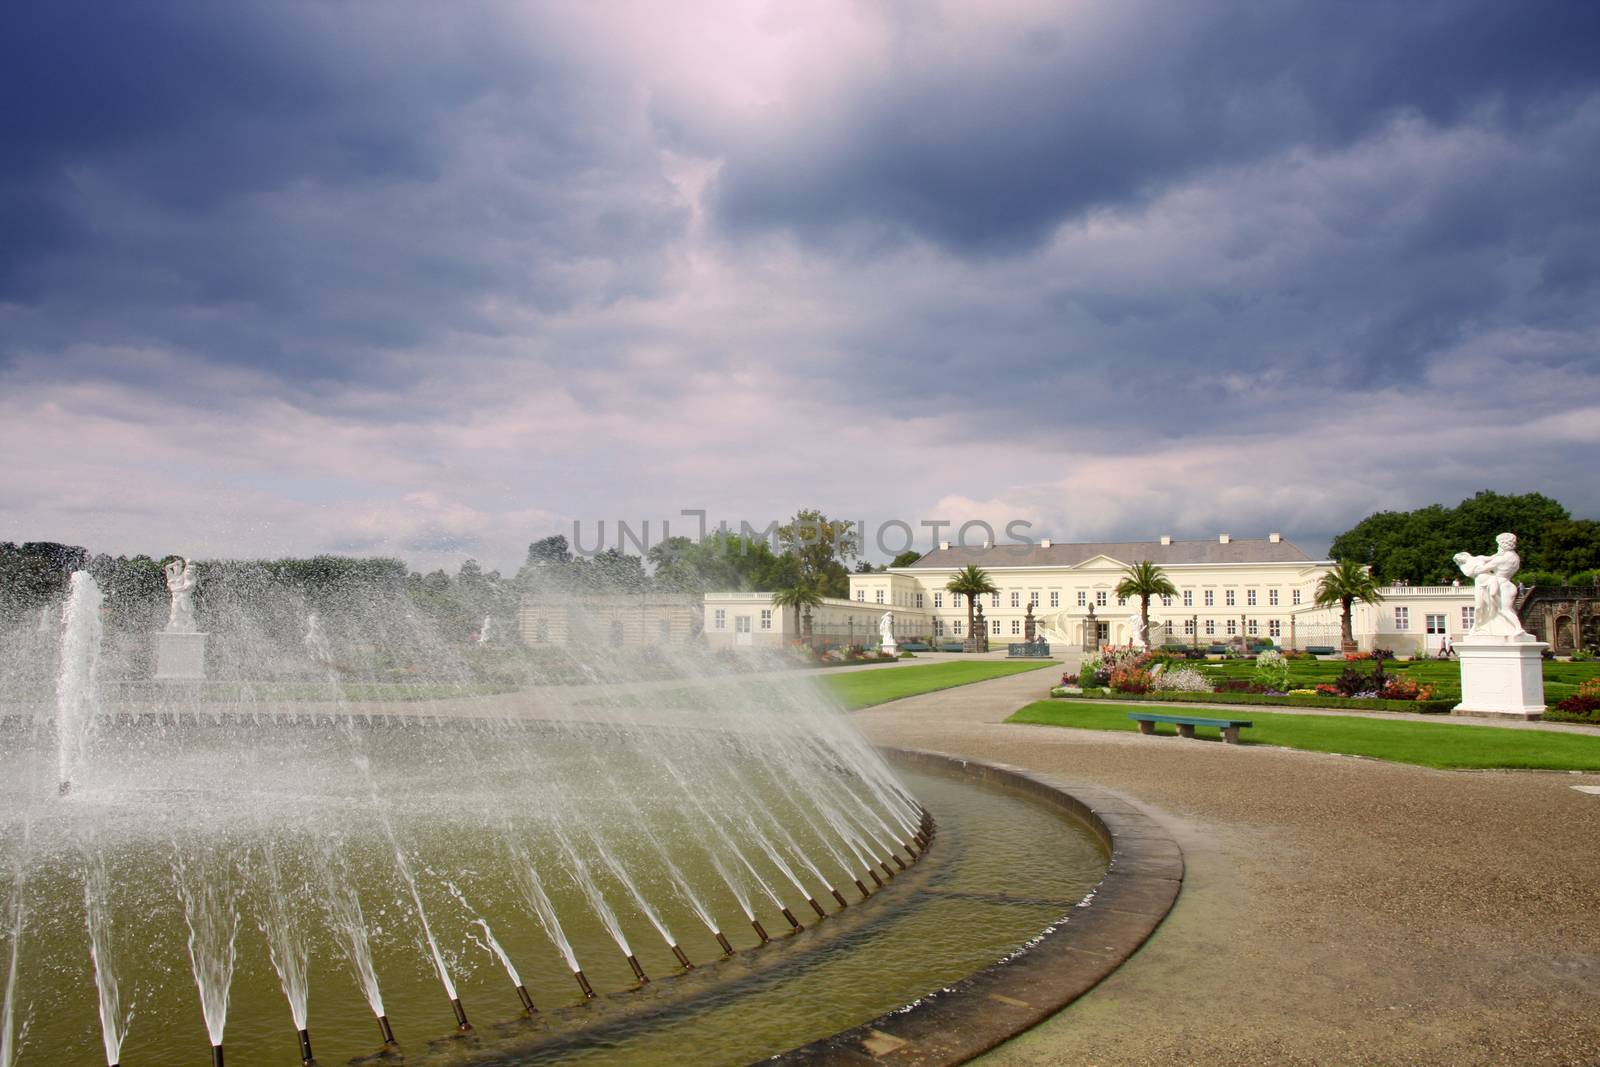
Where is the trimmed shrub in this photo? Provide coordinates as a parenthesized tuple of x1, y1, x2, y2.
(1050, 689, 1457, 714)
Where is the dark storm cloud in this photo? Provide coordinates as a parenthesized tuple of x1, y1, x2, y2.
(0, 2, 687, 392)
(707, 0, 1600, 253)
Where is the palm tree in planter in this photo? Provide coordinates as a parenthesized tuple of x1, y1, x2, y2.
(1115, 560, 1177, 648)
(1314, 559, 1383, 652)
(771, 582, 824, 647)
(945, 565, 997, 650)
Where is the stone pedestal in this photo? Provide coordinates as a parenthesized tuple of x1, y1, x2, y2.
(1452, 634, 1545, 719)
(881, 638, 899, 657)
(154, 631, 209, 680)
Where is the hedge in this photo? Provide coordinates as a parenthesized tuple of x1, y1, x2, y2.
(1050, 687, 1457, 715)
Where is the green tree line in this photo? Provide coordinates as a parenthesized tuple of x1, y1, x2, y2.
(1329, 491, 1600, 585)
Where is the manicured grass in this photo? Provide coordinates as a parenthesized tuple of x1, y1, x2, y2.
(825, 660, 1058, 710)
(1182, 657, 1600, 702)
(1007, 700, 1600, 771)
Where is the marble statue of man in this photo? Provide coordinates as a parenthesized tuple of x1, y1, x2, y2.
(1453, 532, 1528, 638)
(1127, 610, 1148, 648)
(163, 557, 198, 633)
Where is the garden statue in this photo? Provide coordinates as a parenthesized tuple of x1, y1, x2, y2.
(1453, 532, 1529, 638)
(1127, 610, 1148, 648)
(878, 611, 898, 655)
(163, 557, 199, 633)
(478, 615, 493, 645)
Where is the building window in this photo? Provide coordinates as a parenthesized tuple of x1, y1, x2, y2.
(1011, 619, 1021, 634)
(933, 592, 943, 608)
(953, 620, 963, 635)
(1204, 619, 1215, 636)
(1225, 589, 1236, 607)
(1462, 606, 1475, 629)
(1077, 591, 1087, 607)
(1268, 589, 1279, 607)
(1226, 619, 1237, 636)
(915, 593, 924, 608)
(1184, 619, 1195, 635)
(1394, 606, 1409, 630)
(991, 618, 1001, 634)
(1050, 591, 1060, 608)
(1117, 595, 1127, 607)
(1030, 592, 1040, 607)
(1204, 590, 1214, 607)
(1183, 590, 1193, 607)
(759, 609, 772, 630)
(1247, 589, 1257, 607)
(991, 592, 1000, 607)
(714, 609, 726, 630)
(1247, 619, 1259, 636)
(1292, 589, 1302, 605)
(1010, 591, 1020, 608)
(1425, 613, 1445, 634)
(933, 619, 944, 636)
(1096, 591, 1108, 607)
(856, 589, 864, 601)
(1268, 619, 1281, 638)
(875, 589, 884, 604)
(1161, 595, 1173, 607)
(953, 592, 964, 607)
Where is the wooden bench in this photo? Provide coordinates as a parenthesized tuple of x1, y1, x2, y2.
(1128, 711, 1254, 744)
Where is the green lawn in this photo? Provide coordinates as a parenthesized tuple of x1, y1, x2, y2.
(1182, 657, 1600, 702)
(824, 660, 1058, 710)
(1007, 700, 1600, 771)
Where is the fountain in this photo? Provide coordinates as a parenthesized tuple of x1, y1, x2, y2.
(2, 565, 1011, 1067)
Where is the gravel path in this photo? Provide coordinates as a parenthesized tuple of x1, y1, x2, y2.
(853, 670, 1600, 1065)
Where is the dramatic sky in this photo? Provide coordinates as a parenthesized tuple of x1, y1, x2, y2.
(4, 1, 1599, 571)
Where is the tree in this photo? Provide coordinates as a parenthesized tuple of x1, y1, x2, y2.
(777, 509, 857, 598)
(771, 582, 824, 644)
(890, 550, 922, 568)
(1535, 520, 1600, 578)
(1114, 561, 1177, 645)
(945, 565, 997, 645)
(1329, 491, 1577, 584)
(1314, 559, 1384, 650)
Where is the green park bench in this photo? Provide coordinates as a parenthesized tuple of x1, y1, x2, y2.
(1128, 711, 1254, 745)
(938, 642, 966, 652)
(1305, 645, 1337, 656)
(900, 642, 932, 652)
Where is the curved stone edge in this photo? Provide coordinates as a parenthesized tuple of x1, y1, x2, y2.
(766, 747, 1183, 1067)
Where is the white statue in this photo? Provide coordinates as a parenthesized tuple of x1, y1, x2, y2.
(1453, 532, 1528, 638)
(878, 611, 898, 653)
(304, 612, 332, 663)
(37, 604, 55, 634)
(1127, 610, 1148, 648)
(478, 615, 493, 645)
(163, 557, 198, 633)
(1035, 610, 1073, 644)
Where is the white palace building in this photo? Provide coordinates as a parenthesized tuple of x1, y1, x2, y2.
(702, 533, 1478, 656)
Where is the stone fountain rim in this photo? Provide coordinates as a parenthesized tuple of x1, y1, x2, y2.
(766, 747, 1183, 1066)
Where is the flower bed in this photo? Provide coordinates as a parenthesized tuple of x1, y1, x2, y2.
(1048, 686, 1457, 715)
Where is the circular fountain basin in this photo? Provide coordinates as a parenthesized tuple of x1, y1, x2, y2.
(0, 721, 1115, 1067)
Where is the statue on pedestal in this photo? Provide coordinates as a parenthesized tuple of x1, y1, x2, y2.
(1127, 610, 1148, 649)
(878, 611, 898, 655)
(163, 557, 199, 633)
(1453, 533, 1529, 638)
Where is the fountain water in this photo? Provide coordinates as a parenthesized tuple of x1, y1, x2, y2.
(0, 568, 941, 1066)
